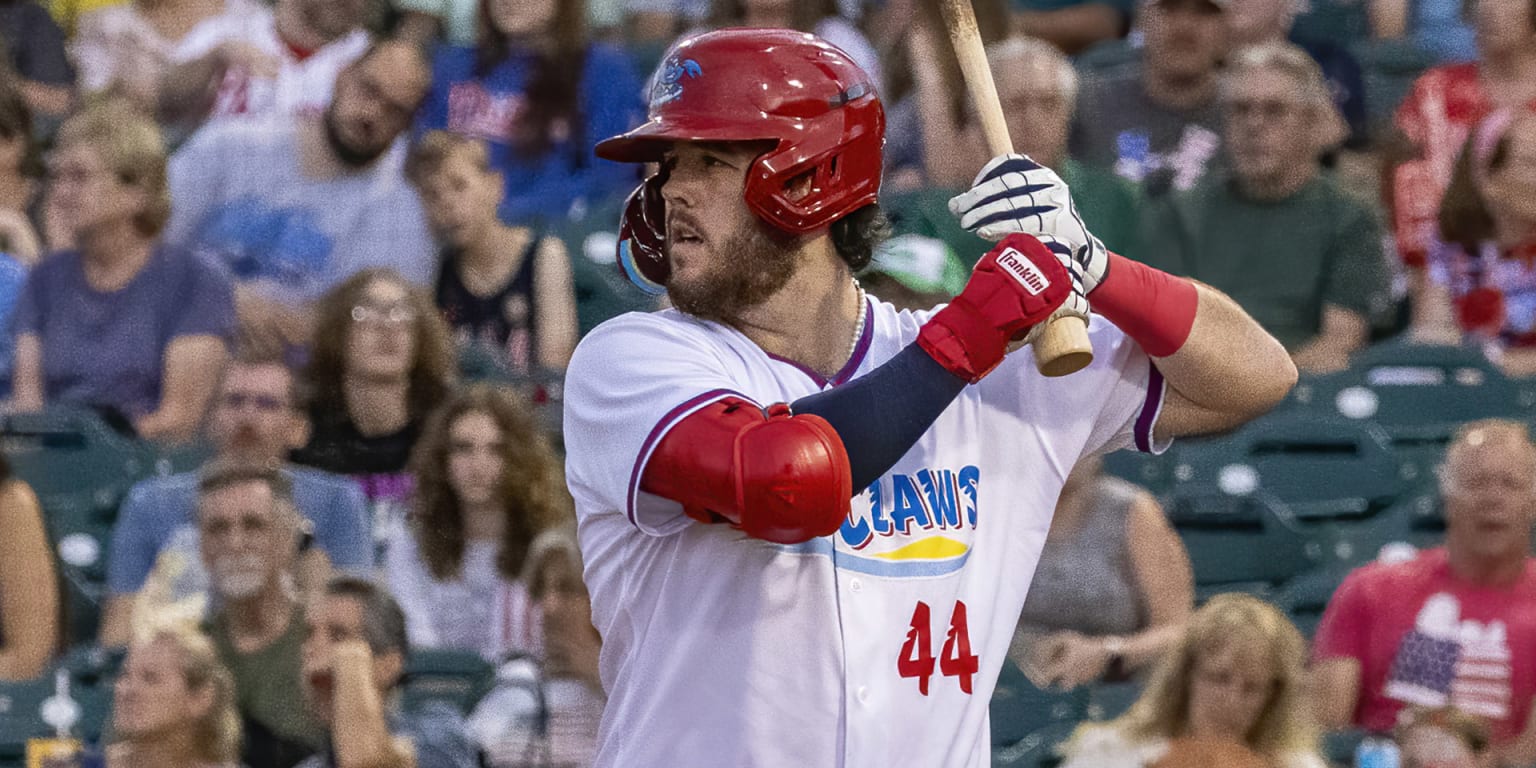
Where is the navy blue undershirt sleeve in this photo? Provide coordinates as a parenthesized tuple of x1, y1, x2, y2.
(791, 343, 968, 491)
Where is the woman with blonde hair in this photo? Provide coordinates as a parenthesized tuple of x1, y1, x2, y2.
(385, 383, 571, 660)
(108, 626, 240, 768)
(14, 99, 234, 442)
(1059, 593, 1325, 768)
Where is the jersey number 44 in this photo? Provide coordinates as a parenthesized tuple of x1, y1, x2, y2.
(899, 600, 980, 696)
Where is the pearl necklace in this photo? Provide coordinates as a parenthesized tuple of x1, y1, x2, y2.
(844, 279, 867, 365)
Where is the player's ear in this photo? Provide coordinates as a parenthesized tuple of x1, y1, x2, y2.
(784, 171, 815, 203)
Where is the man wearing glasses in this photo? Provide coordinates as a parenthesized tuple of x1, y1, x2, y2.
(99, 350, 371, 648)
(1133, 41, 1390, 374)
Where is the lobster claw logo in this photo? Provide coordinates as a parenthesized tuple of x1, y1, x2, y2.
(651, 57, 703, 108)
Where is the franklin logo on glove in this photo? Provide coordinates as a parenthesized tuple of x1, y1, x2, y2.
(995, 247, 1049, 296)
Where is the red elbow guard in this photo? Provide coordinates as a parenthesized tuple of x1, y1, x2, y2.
(640, 397, 853, 544)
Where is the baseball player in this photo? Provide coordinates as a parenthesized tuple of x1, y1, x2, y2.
(563, 28, 1296, 768)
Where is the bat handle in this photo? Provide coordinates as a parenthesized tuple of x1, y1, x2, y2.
(934, 0, 1094, 377)
(1033, 314, 1093, 377)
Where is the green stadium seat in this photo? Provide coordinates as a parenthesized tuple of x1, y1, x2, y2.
(400, 648, 496, 717)
(1330, 343, 1522, 439)
(992, 721, 1076, 768)
(1276, 566, 1352, 639)
(1086, 680, 1141, 722)
(990, 657, 1090, 755)
(881, 189, 991, 270)
(1166, 490, 1321, 587)
(550, 197, 663, 335)
(1101, 449, 1174, 496)
(1170, 413, 1403, 523)
(2, 408, 157, 645)
(0, 648, 119, 765)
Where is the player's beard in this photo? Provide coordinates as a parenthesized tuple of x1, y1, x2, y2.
(666, 218, 797, 324)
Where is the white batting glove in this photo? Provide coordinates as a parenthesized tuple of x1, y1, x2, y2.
(1018, 246, 1092, 347)
(948, 154, 1110, 295)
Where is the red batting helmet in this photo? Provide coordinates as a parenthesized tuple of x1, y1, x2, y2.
(597, 28, 885, 292)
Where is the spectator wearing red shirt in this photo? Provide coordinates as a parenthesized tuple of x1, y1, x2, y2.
(1411, 107, 1536, 377)
(1312, 419, 1536, 766)
(1388, 0, 1536, 270)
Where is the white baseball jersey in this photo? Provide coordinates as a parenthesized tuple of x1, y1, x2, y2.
(563, 298, 1168, 768)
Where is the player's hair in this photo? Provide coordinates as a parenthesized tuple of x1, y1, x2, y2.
(409, 384, 573, 583)
(476, 0, 587, 160)
(404, 131, 494, 188)
(120, 627, 242, 765)
(1065, 593, 1317, 757)
(325, 576, 410, 666)
(304, 268, 456, 427)
(831, 204, 892, 272)
(985, 36, 1078, 105)
(53, 99, 171, 237)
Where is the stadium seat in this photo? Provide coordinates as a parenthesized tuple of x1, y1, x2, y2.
(2, 408, 157, 645)
(1167, 489, 1322, 587)
(400, 648, 496, 717)
(0, 648, 119, 766)
(1170, 412, 1403, 523)
(992, 721, 1076, 768)
(990, 657, 1090, 755)
(550, 197, 663, 336)
(1329, 342, 1521, 438)
(1102, 449, 1175, 496)
(1275, 566, 1352, 639)
(1086, 680, 1142, 722)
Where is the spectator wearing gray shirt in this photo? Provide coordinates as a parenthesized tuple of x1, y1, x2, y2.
(1070, 0, 1229, 197)
(165, 39, 436, 361)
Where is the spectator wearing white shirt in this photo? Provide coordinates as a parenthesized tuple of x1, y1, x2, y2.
(385, 384, 570, 660)
(70, 0, 269, 118)
(158, 0, 371, 132)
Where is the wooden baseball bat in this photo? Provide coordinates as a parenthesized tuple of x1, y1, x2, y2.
(935, 0, 1094, 377)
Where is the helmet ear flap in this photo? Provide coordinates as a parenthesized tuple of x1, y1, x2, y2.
(617, 170, 670, 295)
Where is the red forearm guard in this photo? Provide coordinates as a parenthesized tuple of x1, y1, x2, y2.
(1092, 253, 1199, 357)
(639, 397, 853, 544)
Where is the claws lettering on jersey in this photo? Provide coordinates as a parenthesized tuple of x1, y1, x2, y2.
(839, 466, 979, 554)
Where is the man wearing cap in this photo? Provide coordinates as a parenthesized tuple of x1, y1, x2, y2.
(1071, 0, 1228, 196)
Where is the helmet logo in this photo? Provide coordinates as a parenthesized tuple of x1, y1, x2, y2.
(652, 57, 703, 109)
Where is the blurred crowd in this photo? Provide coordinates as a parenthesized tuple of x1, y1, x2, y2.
(0, 0, 1529, 765)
